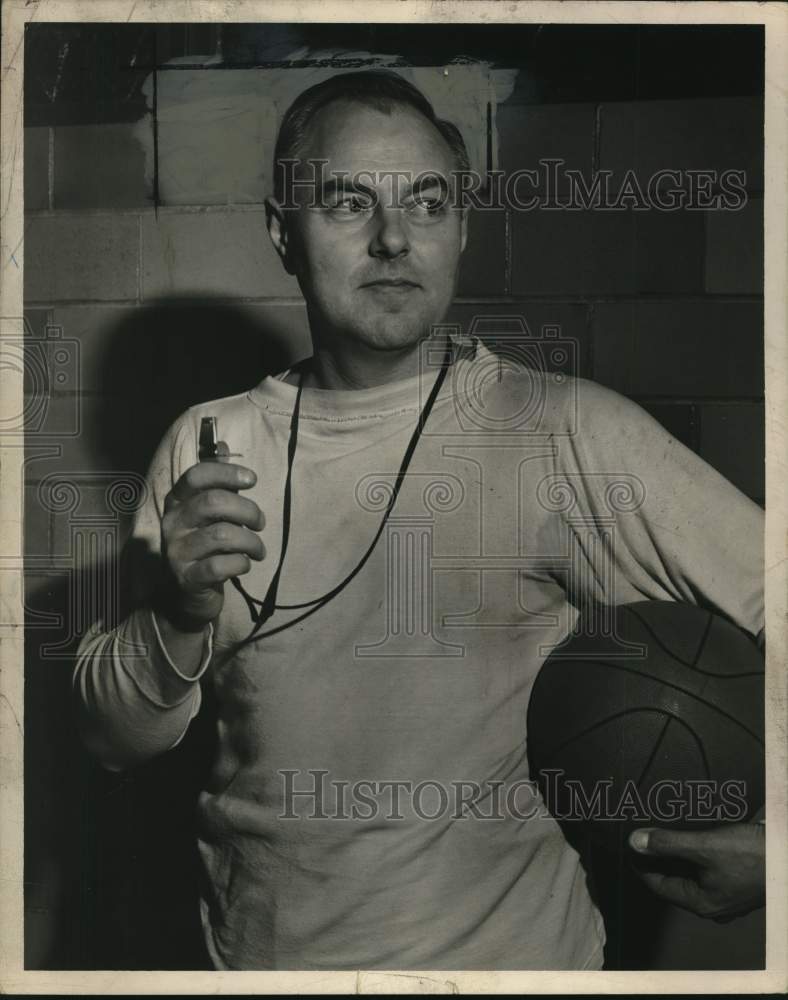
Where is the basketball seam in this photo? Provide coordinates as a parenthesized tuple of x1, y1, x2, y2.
(626, 605, 763, 677)
(536, 707, 714, 781)
(693, 610, 715, 668)
(625, 605, 700, 668)
(634, 714, 674, 789)
(531, 658, 764, 746)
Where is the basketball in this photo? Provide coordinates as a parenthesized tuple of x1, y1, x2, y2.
(526, 601, 765, 850)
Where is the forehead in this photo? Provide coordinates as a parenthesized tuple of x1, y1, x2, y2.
(296, 100, 456, 179)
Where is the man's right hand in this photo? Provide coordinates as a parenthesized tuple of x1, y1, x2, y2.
(158, 458, 265, 631)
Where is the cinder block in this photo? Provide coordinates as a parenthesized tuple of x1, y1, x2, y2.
(153, 69, 275, 206)
(21, 310, 51, 397)
(54, 123, 151, 209)
(698, 402, 765, 501)
(22, 584, 69, 635)
(230, 302, 312, 366)
(497, 102, 596, 199)
(47, 484, 136, 563)
(446, 300, 591, 378)
(593, 301, 764, 398)
(24, 215, 139, 303)
(50, 301, 309, 399)
(705, 197, 763, 295)
(25, 127, 50, 212)
(23, 389, 252, 484)
(26, 304, 312, 485)
(20, 344, 80, 439)
(23, 396, 103, 479)
(510, 208, 637, 295)
(457, 209, 507, 296)
(24, 482, 51, 560)
(148, 63, 499, 204)
(513, 203, 711, 297)
(49, 305, 126, 395)
(141, 210, 301, 300)
(24, 512, 133, 658)
(27, 395, 183, 481)
(634, 209, 706, 294)
(23, 310, 50, 338)
(598, 98, 763, 195)
(636, 401, 697, 452)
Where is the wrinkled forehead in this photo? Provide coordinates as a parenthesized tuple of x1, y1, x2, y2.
(292, 99, 458, 184)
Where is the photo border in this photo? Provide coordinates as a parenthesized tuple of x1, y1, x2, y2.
(1, 1, 786, 994)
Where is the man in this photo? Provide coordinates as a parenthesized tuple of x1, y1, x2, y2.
(74, 70, 765, 970)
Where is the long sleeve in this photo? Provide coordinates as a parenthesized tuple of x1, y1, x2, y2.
(555, 379, 764, 643)
(72, 411, 213, 772)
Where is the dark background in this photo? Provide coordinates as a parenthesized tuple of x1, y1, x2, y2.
(23, 22, 765, 970)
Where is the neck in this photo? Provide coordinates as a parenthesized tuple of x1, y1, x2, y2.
(291, 332, 449, 391)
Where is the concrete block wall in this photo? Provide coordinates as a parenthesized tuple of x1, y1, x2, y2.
(21, 48, 765, 971)
(23, 93, 765, 507)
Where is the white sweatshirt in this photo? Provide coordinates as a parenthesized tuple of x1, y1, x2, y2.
(74, 339, 764, 970)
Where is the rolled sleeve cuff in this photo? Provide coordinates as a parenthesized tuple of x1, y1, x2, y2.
(150, 608, 214, 683)
(115, 608, 213, 709)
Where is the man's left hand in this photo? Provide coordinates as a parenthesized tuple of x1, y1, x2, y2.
(628, 823, 765, 921)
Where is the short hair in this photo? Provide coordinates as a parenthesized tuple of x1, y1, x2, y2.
(272, 69, 471, 202)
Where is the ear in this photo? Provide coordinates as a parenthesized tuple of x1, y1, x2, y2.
(265, 197, 296, 275)
(459, 205, 469, 254)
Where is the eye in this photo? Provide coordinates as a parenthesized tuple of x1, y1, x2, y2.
(409, 193, 447, 216)
(329, 193, 375, 214)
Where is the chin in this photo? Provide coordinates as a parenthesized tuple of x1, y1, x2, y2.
(355, 312, 442, 352)
(358, 326, 428, 353)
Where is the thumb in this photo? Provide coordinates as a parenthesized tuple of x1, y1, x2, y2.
(629, 827, 711, 864)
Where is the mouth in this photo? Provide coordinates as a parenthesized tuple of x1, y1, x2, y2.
(360, 279, 421, 290)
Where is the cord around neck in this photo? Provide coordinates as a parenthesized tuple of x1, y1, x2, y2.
(231, 336, 456, 648)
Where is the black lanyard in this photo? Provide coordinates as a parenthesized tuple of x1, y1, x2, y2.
(230, 337, 455, 647)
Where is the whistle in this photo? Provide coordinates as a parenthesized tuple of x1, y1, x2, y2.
(198, 417, 242, 462)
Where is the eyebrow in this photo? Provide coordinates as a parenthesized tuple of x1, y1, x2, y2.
(317, 173, 449, 200)
(319, 176, 366, 199)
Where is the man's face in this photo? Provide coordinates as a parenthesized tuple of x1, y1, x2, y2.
(267, 100, 467, 353)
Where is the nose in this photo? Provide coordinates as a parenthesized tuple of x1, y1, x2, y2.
(369, 205, 410, 260)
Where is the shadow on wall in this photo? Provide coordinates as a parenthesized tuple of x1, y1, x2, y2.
(88, 298, 304, 474)
(24, 299, 304, 969)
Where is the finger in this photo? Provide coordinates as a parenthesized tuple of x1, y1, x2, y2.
(629, 827, 713, 865)
(637, 869, 706, 913)
(180, 523, 265, 563)
(183, 490, 264, 532)
(169, 461, 257, 504)
(208, 441, 240, 463)
(183, 553, 253, 587)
